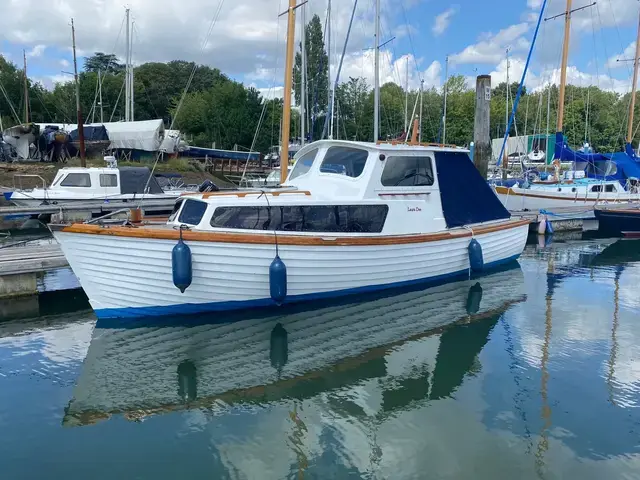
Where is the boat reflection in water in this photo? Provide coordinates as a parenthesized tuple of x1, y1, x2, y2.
(64, 263, 526, 427)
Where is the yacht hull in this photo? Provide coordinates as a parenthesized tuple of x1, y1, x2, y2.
(495, 185, 640, 211)
(594, 208, 640, 235)
(52, 220, 529, 319)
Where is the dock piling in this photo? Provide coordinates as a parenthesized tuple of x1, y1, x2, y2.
(473, 75, 491, 179)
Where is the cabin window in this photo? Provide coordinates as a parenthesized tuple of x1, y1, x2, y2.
(178, 199, 207, 225)
(591, 184, 615, 193)
(99, 174, 118, 187)
(289, 149, 318, 181)
(381, 156, 434, 187)
(60, 173, 91, 187)
(211, 205, 388, 233)
(320, 146, 368, 178)
(168, 199, 184, 222)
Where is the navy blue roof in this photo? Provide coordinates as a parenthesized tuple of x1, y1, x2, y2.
(435, 151, 510, 228)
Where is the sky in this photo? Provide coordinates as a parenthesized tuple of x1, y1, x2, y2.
(0, 0, 638, 99)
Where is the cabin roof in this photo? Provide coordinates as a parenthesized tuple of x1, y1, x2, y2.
(293, 139, 468, 159)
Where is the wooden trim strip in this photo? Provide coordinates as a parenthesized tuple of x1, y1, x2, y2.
(596, 208, 640, 215)
(59, 218, 530, 246)
(494, 185, 634, 203)
(181, 190, 311, 199)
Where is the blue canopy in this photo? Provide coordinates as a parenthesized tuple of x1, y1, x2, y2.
(435, 151, 510, 228)
(554, 132, 640, 183)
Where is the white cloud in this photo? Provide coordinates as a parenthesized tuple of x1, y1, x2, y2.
(26, 44, 46, 58)
(450, 23, 531, 65)
(489, 54, 634, 94)
(0, 0, 405, 86)
(59, 58, 70, 68)
(432, 7, 458, 37)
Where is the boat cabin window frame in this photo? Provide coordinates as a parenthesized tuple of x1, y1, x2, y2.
(99, 174, 118, 188)
(591, 184, 616, 193)
(210, 204, 389, 233)
(177, 198, 208, 226)
(380, 154, 435, 188)
(289, 148, 319, 181)
(51, 173, 65, 187)
(318, 146, 369, 179)
(60, 173, 92, 188)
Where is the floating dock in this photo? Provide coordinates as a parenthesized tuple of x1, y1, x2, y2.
(0, 198, 177, 223)
(509, 205, 599, 232)
(0, 243, 73, 299)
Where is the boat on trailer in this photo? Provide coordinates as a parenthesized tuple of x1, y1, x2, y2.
(51, 139, 530, 320)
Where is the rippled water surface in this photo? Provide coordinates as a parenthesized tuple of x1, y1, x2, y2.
(1, 237, 640, 479)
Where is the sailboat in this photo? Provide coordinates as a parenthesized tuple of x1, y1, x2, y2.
(494, 0, 640, 211)
(50, 0, 529, 320)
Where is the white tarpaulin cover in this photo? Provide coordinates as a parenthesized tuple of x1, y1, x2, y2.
(36, 119, 165, 152)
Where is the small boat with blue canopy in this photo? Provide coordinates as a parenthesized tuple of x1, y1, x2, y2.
(51, 139, 529, 319)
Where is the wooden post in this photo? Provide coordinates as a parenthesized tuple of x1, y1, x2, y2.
(280, 0, 297, 184)
(473, 75, 491, 179)
(556, 0, 573, 133)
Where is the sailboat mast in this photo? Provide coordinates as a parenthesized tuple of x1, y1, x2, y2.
(505, 48, 509, 138)
(626, 8, 640, 145)
(130, 20, 135, 122)
(125, 8, 130, 122)
(23, 50, 29, 124)
(300, 2, 307, 146)
(443, 55, 449, 144)
(327, 0, 332, 139)
(71, 18, 86, 167)
(556, 0, 573, 133)
(99, 70, 104, 124)
(419, 78, 424, 143)
(404, 59, 409, 133)
(280, 0, 297, 184)
(373, 0, 380, 141)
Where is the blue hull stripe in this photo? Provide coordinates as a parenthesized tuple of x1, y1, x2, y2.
(94, 254, 522, 320)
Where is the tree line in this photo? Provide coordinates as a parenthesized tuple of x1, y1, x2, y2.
(0, 13, 637, 155)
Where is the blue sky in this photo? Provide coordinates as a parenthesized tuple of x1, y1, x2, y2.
(0, 0, 638, 96)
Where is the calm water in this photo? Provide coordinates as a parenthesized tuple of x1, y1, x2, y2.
(1, 237, 640, 480)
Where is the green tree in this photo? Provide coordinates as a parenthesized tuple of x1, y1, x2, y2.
(84, 53, 124, 74)
(293, 14, 329, 139)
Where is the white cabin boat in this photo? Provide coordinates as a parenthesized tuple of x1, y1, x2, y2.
(52, 140, 530, 319)
(8, 165, 185, 207)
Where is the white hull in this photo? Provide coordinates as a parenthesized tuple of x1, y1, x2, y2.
(495, 186, 640, 211)
(53, 223, 528, 319)
(64, 265, 525, 424)
(10, 193, 179, 207)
